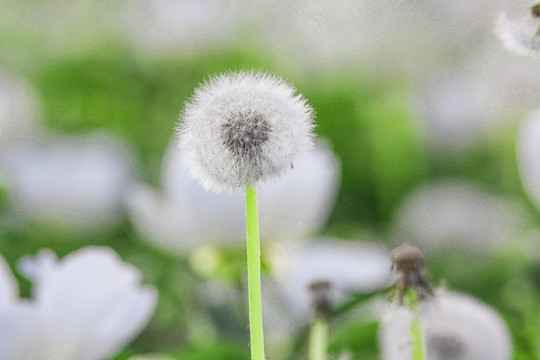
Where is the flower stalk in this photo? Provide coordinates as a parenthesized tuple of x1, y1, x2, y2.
(407, 289, 425, 360)
(309, 318, 329, 360)
(308, 280, 332, 360)
(245, 184, 265, 360)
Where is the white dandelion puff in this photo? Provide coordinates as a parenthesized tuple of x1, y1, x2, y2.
(177, 71, 315, 193)
(496, 7, 540, 57)
(380, 290, 511, 360)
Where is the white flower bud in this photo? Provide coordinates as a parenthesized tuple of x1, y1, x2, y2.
(177, 71, 315, 193)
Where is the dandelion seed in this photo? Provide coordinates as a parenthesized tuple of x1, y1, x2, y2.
(177, 71, 314, 193)
(496, 5, 540, 57)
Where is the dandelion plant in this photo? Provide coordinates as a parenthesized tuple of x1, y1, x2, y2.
(177, 71, 314, 360)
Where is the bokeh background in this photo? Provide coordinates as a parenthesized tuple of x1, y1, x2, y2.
(2, 0, 540, 359)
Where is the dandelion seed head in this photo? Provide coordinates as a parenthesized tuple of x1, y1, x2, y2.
(426, 333, 464, 359)
(380, 291, 512, 360)
(177, 71, 315, 193)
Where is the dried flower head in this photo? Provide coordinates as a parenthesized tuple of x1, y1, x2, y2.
(177, 71, 315, 193)
(391, 243, 433, 304)
(309, 280, 333, 321)
(496, 7, 540, 57)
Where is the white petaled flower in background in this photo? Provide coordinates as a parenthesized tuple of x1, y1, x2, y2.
(177, 71, 315, 194)
(0, 133, 134, 230)
(390, 179, 530, 253)
(0, 247, 157, 360)
(126, 139, 340, 251)
(517, 108, 540, 211)
(496, 4, 540, 57)
(268, 238, 391, 320)
(380, 290, 511, 360)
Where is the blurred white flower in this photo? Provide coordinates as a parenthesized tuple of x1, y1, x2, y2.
(496, 8, 540, 57)
(0, 72, 41, 145)
(380, 291, 511, 360)
(0, 246, 157, 360)
(390, 180, 529, 252)
(177, 71, 314, 193)
(269, 238, 391, 319)
(127, 139, 339, 252)
(413, 71, 495, 153)
(122, 0, 244, 53)
(0, 133, 134, 230)
(517, 108, 540, 210)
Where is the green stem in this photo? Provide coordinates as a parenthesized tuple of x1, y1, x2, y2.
(407, 289, 425, 360)
(245, 184, 265, 360)
(411, 317, 425, 360)
(309, 318, 328, 360)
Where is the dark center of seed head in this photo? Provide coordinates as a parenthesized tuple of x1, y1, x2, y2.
(221, 111, 271, 159)
(427, 333, 464, 359)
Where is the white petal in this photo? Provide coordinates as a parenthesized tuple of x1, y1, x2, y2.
(0, 134, 133, 230)
(18, 249, 58, 296)
(26, 247, 155, 355)
(0, 304, 43, 360)
(80, 286, 158, 360)
(271, 239, 391, 317)
(126, 182, 244, 252)
(518, 109, 540, 211)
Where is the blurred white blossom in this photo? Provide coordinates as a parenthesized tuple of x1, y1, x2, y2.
(0, 72, 41, 145)
(0, 247, 157, 360)
(268, 238, 391, 320)
(517, 108, 540, 210)
(380, 290, 511, 360)
(390, 180, 529, 252)
(0, 133, 134, 230)
(413, 71, 496, 153)
(177, 71, 314, 193)
(127, 139, 340, 252)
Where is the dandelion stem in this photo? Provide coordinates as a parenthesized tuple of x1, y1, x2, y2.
(309, 318, 328, 360)
(245, 184, 265, 360)
(407, 289, 425, 360)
